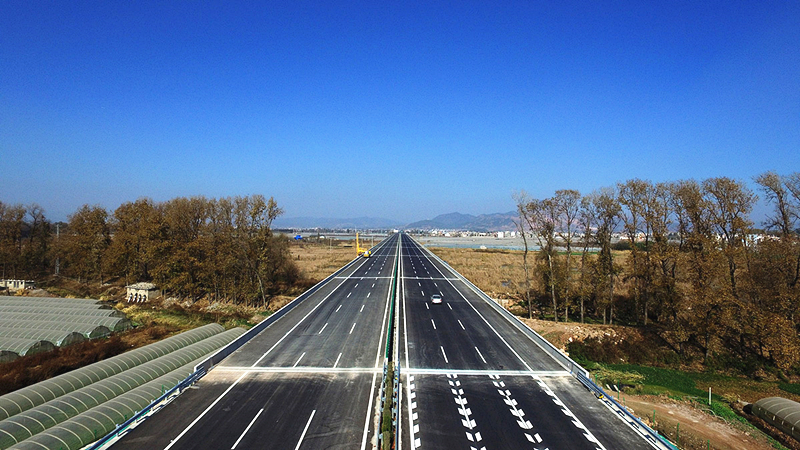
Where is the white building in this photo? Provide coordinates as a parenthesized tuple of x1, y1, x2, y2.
(0, 279, 36, 292)
(126, 282, 158, 303)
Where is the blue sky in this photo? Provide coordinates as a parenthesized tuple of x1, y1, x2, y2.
(2, 2, 798, 223)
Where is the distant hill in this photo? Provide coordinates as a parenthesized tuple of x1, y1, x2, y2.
(405, 212, 517, 232)
(275, 211, 518, 232)
(273, 216, 402, 230)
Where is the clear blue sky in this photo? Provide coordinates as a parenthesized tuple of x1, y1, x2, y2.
(2, 2, 798, 223)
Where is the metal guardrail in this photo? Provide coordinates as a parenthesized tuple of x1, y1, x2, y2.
(378, 238, 400, 449)
(194, 254, 365, 373)
(87, 367, 207, 450)
(420, 241, 675, 450)
(422, 245, 588, 376)
(89, 241, 388, 450)
(575, 371, 678, 450)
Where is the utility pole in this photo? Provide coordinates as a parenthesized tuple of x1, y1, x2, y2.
(55, 223, 60, 276)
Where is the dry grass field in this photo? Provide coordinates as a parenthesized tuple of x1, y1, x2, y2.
(427, 246, 528, 300)
(289, 239, 360, 282)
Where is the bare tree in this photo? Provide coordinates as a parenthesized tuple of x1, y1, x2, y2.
(513, 191, 534, 319)
(589, 187, 620, 325)
(703, 177, 756, 301)
(524, 198, 559, 321)
(755, 171, 798, 237)
(554, 189, 581, 321)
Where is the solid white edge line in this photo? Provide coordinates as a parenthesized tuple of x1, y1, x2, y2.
(360, 233, 398, 450)
(294, 409, 316, 450)
(417, 238, 535, 372)
(414, 236, 618, 450)
(401, 235, 414, 450)
(165, 244, 380, 449)
(231, 408, 264, 449)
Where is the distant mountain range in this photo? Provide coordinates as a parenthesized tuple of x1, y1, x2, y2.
(405, 212, 517, 232)
(273, 216, 403, 230)
(274, 211, 517, 232)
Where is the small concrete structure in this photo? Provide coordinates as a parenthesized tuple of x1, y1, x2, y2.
(126, 282, 158, 303)
(0, 279, 36, 292)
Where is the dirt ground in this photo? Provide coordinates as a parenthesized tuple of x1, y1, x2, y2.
(623, 395, 774, 450)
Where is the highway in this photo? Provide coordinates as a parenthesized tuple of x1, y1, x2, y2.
(113, 232, 657, 449)
(397, 233, 655, 449)
(114, 233, 400, 450)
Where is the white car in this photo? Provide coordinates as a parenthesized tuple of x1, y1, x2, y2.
(431, 294, 442, 304)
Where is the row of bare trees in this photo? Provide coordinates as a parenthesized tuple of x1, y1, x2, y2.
(516, 172, 800, 371)
(0, 195, 298, 309)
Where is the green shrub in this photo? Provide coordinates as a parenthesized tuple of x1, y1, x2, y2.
(778, 382, 800, 396)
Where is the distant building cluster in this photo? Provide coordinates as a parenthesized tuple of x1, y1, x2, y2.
(421, 230, 520, 238)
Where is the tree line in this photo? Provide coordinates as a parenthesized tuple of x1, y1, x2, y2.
(0, 195, 299, 309)
(516, 172, 800, 372)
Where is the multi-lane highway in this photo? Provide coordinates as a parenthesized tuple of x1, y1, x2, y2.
(114, 234, 400, 450)
(397, 234, 654, 449)
(113, 232, 658, 449)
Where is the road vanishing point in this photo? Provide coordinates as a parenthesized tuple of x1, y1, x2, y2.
(113, 233, 659, 449)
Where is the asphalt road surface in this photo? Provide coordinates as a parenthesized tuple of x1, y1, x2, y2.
(114, 233, 400, 450)
(397, 233, 656, 450)
(113, 232, 657, 450)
